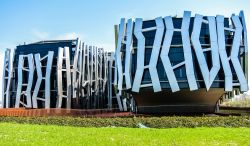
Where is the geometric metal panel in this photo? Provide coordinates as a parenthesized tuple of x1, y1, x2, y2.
(116, 94, 124, 111)
(239, 11, 248, 53)
(216, 15, 233, 91)
(181, 11, 198, 91)
(2, 49, 14, 108)
(132, 17, 164, 93)
(124, 19, 133, 90)
(94, 47, 98, 101)
(107, 52, 124, 111)
(207, 16, 221, 89)
(102, 52, 108, 93)
(98, 48, 103, 96)
(148, 17, 164, 92)
(160, 16, 180, 92)
(216, 15, 248, 91)
(57, 47, 72, 109)
(116, 18, 126, 93)
(72, 40, 82, 99)
(115, 11, 248, 95)
(115, 18, 133, 93)
(230, 15, 248, 91)
(132, 18, 145, 93)
(90, 46, 95, 98)
(107, 53, 115, 109)
(15, 54, 34, 108)
(81, 45, 90, 100)
(90, 46, 97, 107)
(191, 14, 220, 90)
(239, 10, 248, 86)
(77, 42, 83, 98)
(32, 51, 54, 108)
(2, 39, 114, 109)
(100, 48, 104, 91)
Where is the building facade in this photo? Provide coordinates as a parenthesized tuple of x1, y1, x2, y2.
(2, 39, 120, 110)
(114, 11, 248, 113)
(1, 11, 249, 114)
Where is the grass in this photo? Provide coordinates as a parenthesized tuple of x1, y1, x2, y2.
(0, 123, 249, 146)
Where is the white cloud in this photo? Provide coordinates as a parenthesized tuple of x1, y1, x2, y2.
(55, 32, 80, 40)
(30, 30, 85, 41)
(29, 30, 87, 44)
(31, 29, 50, 40)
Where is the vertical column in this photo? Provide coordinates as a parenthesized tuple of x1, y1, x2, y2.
(230, 15, 248, 91)
(26, 54, 34, 108)
(148, 17, 164, 92)
(207, 16, 220, 88)
(44, 51, 54, 108)
(103, 52, 108, 93)
(217, 15, 248, 91)
(57, 48, 63, 107)
(32, 51, 54, 108)
(81, 44, 87, 97)
(116, 18, 126, 93)
(132, 18, 144, 92)
(15, 55, 24, 108)
(108, 53, 114, 109)
(216, 15, 232, 91)
(57, 47, 72, 109)
(32, 54, 42, 108)
(160, 16, 180, 92)
(132, 17, 164, 92)
(124, 19, 133, 90)
(78, 43, 83, 97)
(191, 15, 220, 90)
(2, 49, 14, 108)
(65, 47, 72, 109)
(181, 11, 198, 91)
(72, 41, 82, 99)
(239, 11, 248, 89)
(15, 54, 34, 108)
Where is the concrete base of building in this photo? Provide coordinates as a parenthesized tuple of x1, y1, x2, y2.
(133, 88, 225, 114)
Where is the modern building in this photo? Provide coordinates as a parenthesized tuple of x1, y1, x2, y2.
(1, 11, 249, 114)
(114, 11, 248, 113)
(2, 39, 119, 110)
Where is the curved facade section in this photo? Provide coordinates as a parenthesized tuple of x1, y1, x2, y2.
(115, 11, 248, 113)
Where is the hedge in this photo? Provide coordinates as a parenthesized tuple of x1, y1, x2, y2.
(0, 116, 249, 128)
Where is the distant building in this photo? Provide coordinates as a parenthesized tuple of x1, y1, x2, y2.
(2, 39, 116, 109)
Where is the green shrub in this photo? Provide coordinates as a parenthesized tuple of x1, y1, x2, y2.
(0, 116, 249, 128)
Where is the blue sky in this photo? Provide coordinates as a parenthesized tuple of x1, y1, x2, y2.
(0, 0, 250, 98)
(0, 0, 249, 52)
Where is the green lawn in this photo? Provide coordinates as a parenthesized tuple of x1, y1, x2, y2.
(0, 123, 249, 146)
